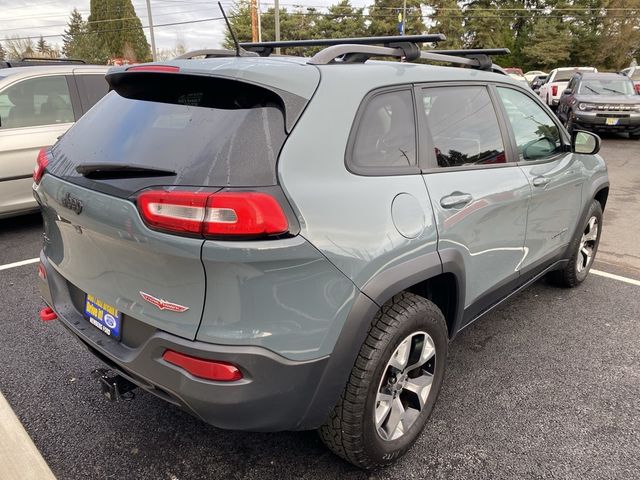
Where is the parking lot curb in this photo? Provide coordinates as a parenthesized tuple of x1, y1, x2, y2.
(0, 391, 56, 480)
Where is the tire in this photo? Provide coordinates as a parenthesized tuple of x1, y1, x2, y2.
(550, 199, 603, 288)
(319, 292, 448, 470)
(629, 133, 640, 140)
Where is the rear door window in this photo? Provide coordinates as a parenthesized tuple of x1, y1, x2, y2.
(0, 75, 74, 129)
(49, 75, 289, 192)
(419, 86, 507, 168)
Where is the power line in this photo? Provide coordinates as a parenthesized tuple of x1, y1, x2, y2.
(0, 16, 226, 43)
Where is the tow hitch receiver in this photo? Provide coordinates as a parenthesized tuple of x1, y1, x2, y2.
(92, 368, 137, 401)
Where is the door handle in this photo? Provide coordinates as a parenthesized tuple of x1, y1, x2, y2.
(440, 193, 473, 209)
(532, 176, 550, 187)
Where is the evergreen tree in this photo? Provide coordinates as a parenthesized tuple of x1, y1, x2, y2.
(521, 17, 572, 69)
(0, 42, 5, 61)
(62, 8, 86, 58)
(368, 0, 425, 37)
(315, 1, 367, 39)
(429, 0, 464, 49)
(88, 0, 151, 63)
(36, 36, 49, 55)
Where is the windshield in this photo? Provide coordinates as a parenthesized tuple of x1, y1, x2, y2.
(579, 78, 635, 95)
(554, 71, 580, 82)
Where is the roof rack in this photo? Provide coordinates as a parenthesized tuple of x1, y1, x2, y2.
(175, 36, 509, 74)
(21, 57, 86, 64)
(1, 57, 87, 69)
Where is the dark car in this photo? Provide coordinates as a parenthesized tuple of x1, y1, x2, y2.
(531, 74, 548, 93)
(557, 72, 640, 138)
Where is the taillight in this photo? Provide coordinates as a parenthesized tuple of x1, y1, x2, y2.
(163, 350, 242, 381)
(127, 65, 180, 73)
(635, 83, 640, 94)
(33, 148, 49, 184)
(137, 190, 289, 239)
(552, 85, 558, 96)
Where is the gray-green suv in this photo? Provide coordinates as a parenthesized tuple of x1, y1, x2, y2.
(35, 36, 609, 469)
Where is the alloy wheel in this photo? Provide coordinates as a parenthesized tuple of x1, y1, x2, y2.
(374, 331, 436, 441)
(577, 216, 598, 273)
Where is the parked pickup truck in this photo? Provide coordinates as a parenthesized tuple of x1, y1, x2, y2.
(539, 67, 597, 110)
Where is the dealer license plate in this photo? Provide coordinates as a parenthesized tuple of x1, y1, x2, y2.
(84, 294, 122, 339)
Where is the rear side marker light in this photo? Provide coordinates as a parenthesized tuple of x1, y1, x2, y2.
(39, 307, 57, 322)
(38, 262, 46, 280)
(127, 65, 180, 73)
(137, 190, 289, 238)
(34, 149, 49, 184)
(163, 350, 242, 381)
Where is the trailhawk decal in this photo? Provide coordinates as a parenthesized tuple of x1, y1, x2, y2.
(139, 291, 189, 312)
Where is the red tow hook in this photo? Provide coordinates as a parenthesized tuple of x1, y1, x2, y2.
(39, 307, 58, 322)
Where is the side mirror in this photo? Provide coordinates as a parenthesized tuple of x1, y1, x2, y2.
(563, 88, 572, 95)
(572, 130, 601, 155)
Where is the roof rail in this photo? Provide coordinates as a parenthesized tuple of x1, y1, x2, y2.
(308, 45, 510, 73)
(240, 35, 445, 57)
(175, 48, 258, 59)
(21, 57, 86, 64)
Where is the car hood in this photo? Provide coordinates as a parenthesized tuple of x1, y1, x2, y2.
(575, 94, 640, 104)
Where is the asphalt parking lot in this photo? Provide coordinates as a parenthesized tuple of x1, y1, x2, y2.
(1, 137, 639, 480)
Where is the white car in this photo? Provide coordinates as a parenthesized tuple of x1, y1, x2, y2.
(0, 61, 109, 218)
(524, 70, 546, 84)
(539, 67, 597, 110)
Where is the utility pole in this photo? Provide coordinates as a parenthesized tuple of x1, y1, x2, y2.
(274, 0, 280, 54)
(146, 0, 157, 61)
(251, 0, 258, 42)
(257, 0, 262, 42)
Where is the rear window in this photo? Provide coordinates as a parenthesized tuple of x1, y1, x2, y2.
(49, 74, 288, 189)
(631, 70, 640, 81)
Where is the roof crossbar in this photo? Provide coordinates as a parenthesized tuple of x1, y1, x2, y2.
(240, 34, 445, 57)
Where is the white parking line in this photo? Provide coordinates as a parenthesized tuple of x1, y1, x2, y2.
(591, 269, 640, 287)
(0, 258, 39, 272)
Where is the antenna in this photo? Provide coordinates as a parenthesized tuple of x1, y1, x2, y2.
(218, 1, 240, 57)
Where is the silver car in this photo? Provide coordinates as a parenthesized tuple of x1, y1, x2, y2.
(0, 64, 109, 218)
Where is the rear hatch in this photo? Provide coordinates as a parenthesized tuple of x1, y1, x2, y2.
(36, 65, 315, 340)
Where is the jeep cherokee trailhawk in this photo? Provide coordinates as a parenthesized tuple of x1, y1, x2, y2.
(35, 35, 609, 469)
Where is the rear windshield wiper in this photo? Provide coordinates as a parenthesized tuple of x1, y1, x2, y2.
(76, 163, 176, 179)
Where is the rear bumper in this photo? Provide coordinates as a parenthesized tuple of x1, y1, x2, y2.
(38, 252, 332, 432)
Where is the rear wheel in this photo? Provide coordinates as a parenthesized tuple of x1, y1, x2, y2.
(629, 132, 640, 140)
(550, 200, 602, 287)
(319, 293, 448, 470)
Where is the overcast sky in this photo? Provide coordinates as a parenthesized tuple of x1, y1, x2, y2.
(1, 0, 371, 53)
